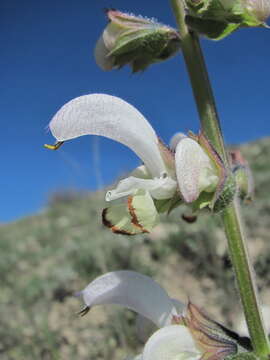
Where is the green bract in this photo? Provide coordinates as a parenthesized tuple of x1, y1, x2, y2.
(230, 150, 254, 203)
(186, 0, 270, 40)
(94, 9, 181, 72)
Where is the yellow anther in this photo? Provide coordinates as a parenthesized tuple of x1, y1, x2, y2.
(44, 141, 64, 150)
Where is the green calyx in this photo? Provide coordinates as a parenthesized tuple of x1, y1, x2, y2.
(185, 0, 269, 40)
(109, 28, 180, 72)
(212, 173, 237, 212)
(194, 132, 237, 212)
(185, 16, 240, 40)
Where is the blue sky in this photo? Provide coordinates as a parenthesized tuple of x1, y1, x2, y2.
(1, 0, 270, 222)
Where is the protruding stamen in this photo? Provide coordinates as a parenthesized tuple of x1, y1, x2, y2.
(77, 306, 90, 317)
(44, 141, 64, 150)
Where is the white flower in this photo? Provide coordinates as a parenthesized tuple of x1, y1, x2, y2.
(76, 270, 201, 360)
(47, 94, 219, 234)
(76, 271, 242, 360)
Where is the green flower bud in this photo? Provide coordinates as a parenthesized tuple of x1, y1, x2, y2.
(230, 150, 254, 203)
(212, 173, 237, 212)
(186, 0, 270, 40)
(94, 9, 181, 72)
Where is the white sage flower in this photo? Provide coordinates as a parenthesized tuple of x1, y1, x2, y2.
(76, 271, 201, 360)
(76, 271, 243, 360)
(46, 94, 219, 234)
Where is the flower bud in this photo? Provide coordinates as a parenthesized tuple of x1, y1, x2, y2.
(186, 0, 270, 40)
(95, 10, 181, 72)
(230, 150, 254, 203)
(212, 173, 237, 212)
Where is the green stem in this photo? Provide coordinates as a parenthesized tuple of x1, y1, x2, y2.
(170, 0, 270, 356)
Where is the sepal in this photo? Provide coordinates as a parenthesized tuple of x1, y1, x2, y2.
(194, 133, 236, 212)
(185, 0, 270, 40)
(212, 173, 236, 213)
(185, 16, 240, 40)
(230, 150, 254, 203)
(226, 353, 257, 360)
(192, 132, 236, 212)
(182, 303, 250, 360)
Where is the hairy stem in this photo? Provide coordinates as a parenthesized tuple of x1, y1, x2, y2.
(170, 0, 270, 356)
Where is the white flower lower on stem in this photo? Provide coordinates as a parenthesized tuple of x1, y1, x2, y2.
(76, 271, 242, 360)
(76, 271, 201, 360)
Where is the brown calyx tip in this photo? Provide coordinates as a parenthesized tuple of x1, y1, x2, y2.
(102, 208, 134, 235)
(127, 196, 149, 233)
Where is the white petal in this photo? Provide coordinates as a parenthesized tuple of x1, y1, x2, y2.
(106, 175, 177, 201)
(169, 133, 187, 152)
(175, 138, 216, 203)
(143, 325, 201, 360)
(236, 304, 270, 336)
(79, 271, 177, 327)
(130, 165, 152, 179)
(103, 22, 123, 50)
(49, 94, 166, 177)
(94, 36, 114, 70)
(136, 299, 186, 343)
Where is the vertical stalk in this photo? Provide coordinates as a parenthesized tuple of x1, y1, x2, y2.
(170, 0, 270, 356)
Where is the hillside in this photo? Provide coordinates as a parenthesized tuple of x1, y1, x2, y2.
(1, 137, 270, 360)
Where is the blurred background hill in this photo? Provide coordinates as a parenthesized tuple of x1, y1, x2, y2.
(1, 137, 270, 360)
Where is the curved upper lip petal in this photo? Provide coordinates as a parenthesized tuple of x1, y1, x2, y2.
(78, 270, 178, 327)
(135, 298, 186, 343)
(48, 94, 166, 178)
